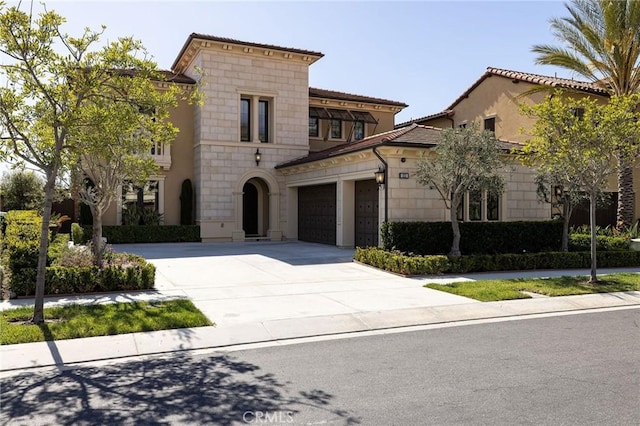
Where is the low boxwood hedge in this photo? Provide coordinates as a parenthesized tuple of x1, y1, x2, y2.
(568, 234, 630, 251)
(10, 255, 155, 297)
(355, 247, 640, 275)
(75, 225, 201, 244)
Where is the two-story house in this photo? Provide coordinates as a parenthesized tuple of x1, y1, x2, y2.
(396, 67, 637, 226)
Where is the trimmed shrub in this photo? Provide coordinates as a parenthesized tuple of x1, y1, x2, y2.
(2, 211, 41, 294)
(381, 221, 563, 255)
(355, 247, 640, 275)
(81, 225, 201, 244)
(568, 234, 630, 251)
(71, 223, 86, 245)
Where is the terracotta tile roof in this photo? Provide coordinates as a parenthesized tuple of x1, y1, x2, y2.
(395, 110, 454, 129)
(157, 70, 197, 84)
(172, 33, 324, 70)
(113, 69, 197, 84)
(276, 124, 520, 169)
(309, 87, 408, 108)
(446, 67, 609, 110)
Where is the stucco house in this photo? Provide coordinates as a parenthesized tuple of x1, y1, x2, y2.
(101, 37, 559, 247)
(396, 67, 640, 226)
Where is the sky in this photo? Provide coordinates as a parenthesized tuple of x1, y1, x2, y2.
(2, 0, 574, 173)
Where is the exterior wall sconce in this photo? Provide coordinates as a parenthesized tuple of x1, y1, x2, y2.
(374, 165, 386, 186)
(254, 148, 262, 166)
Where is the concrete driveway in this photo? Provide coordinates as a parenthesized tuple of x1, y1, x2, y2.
(117, 241, 475, 327)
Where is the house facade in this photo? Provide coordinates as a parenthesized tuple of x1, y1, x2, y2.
(396, 67, 640, 226)
(101, 38, 565, 246)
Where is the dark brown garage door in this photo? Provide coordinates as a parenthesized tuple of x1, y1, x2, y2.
(355, 180, 379, 247)
(298, 184, 336, 245)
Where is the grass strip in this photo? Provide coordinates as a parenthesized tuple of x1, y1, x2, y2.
(1, 299, 213, 345)
(425, 273, 640, 302)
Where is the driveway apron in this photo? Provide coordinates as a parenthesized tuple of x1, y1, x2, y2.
(116, 241, 475, 327)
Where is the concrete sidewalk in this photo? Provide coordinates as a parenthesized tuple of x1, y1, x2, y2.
(2, 290, 640, 373)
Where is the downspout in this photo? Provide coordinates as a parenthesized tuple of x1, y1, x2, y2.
(372, 145, 388, 223)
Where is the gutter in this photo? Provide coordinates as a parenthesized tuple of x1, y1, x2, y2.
(372, 145, 389, 223)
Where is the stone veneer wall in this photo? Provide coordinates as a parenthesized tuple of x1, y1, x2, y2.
(184, 48, 311, 241)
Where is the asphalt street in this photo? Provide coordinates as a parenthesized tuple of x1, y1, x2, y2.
(1, 308, 639, 425)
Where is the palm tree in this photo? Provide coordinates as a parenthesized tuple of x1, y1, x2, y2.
(532, 0, 640, 229)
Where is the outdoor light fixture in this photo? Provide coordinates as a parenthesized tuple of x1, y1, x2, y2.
(254, 148, 262, 166)
(374, 165, 386, 186)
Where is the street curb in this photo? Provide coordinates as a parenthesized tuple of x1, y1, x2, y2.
(2, 291, 639, 373)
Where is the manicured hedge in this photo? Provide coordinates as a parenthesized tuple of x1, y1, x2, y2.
(354, 247, 640, 275)
(77, 225, 201, 244)
(1, 211, 42, 290)
(381, 221, 563, 255)
(568, 234, 630, 251)
(10, 255, 155, 297)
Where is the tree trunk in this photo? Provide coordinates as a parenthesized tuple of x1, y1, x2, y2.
(589, 191, 598, 284)
(616, 159, 634, 230)
(90, 205, 103, 267)
(561, 199, 572, 252)
(449, 202, 461, 257)
(32, 169, 57, 324)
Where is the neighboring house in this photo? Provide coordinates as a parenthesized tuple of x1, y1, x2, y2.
(396, 67, 638, 227)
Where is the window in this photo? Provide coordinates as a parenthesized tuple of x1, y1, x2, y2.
(258, 100, 269, 142)
(240, 98, 251, 141)
(456, 193, 465, 221)
(240, 96, 272, 143)
(570, 107, 585, 120)
(459, 123, 467, 129)
(354, 121, 364, 140)
(487, 192, 500, 221)
(121, 180, 160, 225)
(484, 117, 495, 133)
(330, 119, 342, 139)
(463, 190, 501, 221)
(309, 117, 319, 137)
(469, 190, 482, 221)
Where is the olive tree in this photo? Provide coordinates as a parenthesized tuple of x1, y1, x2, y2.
(416, 123, 505, 256)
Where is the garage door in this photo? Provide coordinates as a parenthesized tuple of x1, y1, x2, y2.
(298, 183, 336, 245)
(355, 179, 379, 247)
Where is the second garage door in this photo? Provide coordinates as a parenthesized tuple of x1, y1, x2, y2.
(298, 183, 336, 245)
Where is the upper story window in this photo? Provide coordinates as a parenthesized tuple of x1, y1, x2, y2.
(570, 107, 585, 120)
(241, 98, 251, 141)
(330, 119, 342, 139)
(309, 117, 319, 137)
(258, 100, 269, 142)
(484, 117, 496, 133)
(354, 121, 365, 141)
(240, 95, 273, 143)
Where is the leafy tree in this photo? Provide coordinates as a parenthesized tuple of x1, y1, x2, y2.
(0, 169, 44, 211)
(70, 63, 186, 265)
(416, 123, 505, 256)
(520, 93, 640, 283)
(0, 4, 188, 323)
(532, 0, 640, 229)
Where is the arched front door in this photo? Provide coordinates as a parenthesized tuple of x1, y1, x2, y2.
(242, 182, 259, 236)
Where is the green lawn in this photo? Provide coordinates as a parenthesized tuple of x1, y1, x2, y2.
(0, 299, 213, 345)
(425, 273, 640, 302)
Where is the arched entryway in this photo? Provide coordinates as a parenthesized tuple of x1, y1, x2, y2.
(242, 178, 269, 237)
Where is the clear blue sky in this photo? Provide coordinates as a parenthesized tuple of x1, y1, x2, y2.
(35, 0, 574, 124)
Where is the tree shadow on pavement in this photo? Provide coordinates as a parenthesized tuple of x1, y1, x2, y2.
(1, 351, 360, 425)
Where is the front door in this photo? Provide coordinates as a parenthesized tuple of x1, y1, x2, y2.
(243, 182, 258, 236)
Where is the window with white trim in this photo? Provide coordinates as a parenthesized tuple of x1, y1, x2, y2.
(460, 190, 501, 222)
(330, 119, 342, 139)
